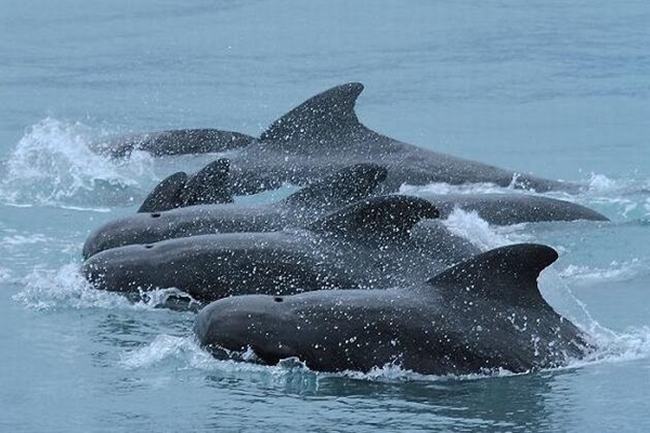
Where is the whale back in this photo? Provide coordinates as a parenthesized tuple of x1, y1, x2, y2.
(309, 195, 439, 242)
(282, 163, 387, 211)
(179, 159, 233, 206)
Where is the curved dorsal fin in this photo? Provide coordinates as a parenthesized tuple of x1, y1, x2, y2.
(309, 195, 439, 241)
(137, 159, 233, 213)
(260, 82, 365, 145)
(428, 244, 558, 307)
(180, 158, 233, 206)
(283, 164, 387, 210)
(138, 172, 188, 212)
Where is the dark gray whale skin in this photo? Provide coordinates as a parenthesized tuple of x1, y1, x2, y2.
(220, 83, 577, 194)
(98, 129, 255, 158)
(83, 196, 479, 305)
(102, 83, 578, 193)
(419, 193, 608, 225)
(82, 164, 387, 259)
(195, 243, 592, 375)
(138, 159, 233, 213)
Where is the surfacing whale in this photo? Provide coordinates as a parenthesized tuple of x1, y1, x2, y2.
(101, 83, 578, 193)
(228, 83, 576, 193)
(96, 129, 255, 158)
(82, 164, 387, 259)
(195, 243, 593, 375)
(83, 196, 480, 306)
(417, 192, 608, 225)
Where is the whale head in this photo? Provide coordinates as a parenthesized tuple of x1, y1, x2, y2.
(195, 294, 302, 364)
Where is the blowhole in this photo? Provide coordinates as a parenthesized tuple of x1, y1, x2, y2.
(144, 244, 154, 249)
(151, 213, 161, 218)
(273, 297, 283, 303)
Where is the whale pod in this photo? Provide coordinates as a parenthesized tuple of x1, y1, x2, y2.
(82, 196, 462, 306)
(100, 83, 579, 193)
(82, 163, 388, 259)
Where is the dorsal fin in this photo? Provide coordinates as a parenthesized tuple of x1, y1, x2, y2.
(138, 172, 188, 212)
(180, 158, 233, 206)
(260, 82, 365, 145)
(428, 244, 558, 307)
(309, 195, 439, 241)
(283, 164, 387, 210)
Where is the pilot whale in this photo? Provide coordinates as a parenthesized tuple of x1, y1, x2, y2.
(226, 83, 577, 193)
(195, 243, 592, 375)
(417, 193, 608, 225)
(82, 163, 387, 259)
(103, 83, 577, 193)
(95, 129, 255, 158)
(83, 196, 480, 305)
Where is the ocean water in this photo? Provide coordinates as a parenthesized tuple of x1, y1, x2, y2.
(1, 0, 649, 432)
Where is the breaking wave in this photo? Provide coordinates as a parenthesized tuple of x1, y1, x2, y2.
(0, 118, 156, 208)
(441, 207, 532, 250)
(12, 263, 197, 312)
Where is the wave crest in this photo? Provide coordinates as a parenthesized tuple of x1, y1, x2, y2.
(0, 118, 155, 208)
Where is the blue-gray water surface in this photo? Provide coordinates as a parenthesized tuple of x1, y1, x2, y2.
(1, 1, 649, 432)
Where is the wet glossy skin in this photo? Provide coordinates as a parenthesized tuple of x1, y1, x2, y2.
(195, 244, 592, 375)
(82, 164, 387, 259)
(83, 196, 474, 306)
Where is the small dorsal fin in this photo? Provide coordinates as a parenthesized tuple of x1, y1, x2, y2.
(138, 172, 188, 212)
(260, 82, 365, 145)
(283, 164, 387, 210)
(180, 158, 233, 206)
(428, 244, 558, 307)
(309, 195, 439, 241)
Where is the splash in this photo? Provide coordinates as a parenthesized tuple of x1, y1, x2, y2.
(583, 325, 650, 366)
(0, 118, 155, 208)
(587, 173, 620, 193)
(559, 259, 645, 284)
(124, 327, 650, 385)
(12, 262, 195, 312)
(120, 334, 215, 369)
(400, 181, 517, 196)
(119, 334, 321, 393)
(13, 263, 131, 311)
(441, 207, 531, 250)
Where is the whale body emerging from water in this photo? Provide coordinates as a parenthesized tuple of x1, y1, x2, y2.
(417, 192, 608, 225)
(82, 164, 387, 259)
(105, 83, 578, 194)
(83, 171, 606, 260)
(195, 243, 592, 375)
(229, 83, 578, 193)
(83, 196, 482, 306)
(95, 129, 255, 158)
